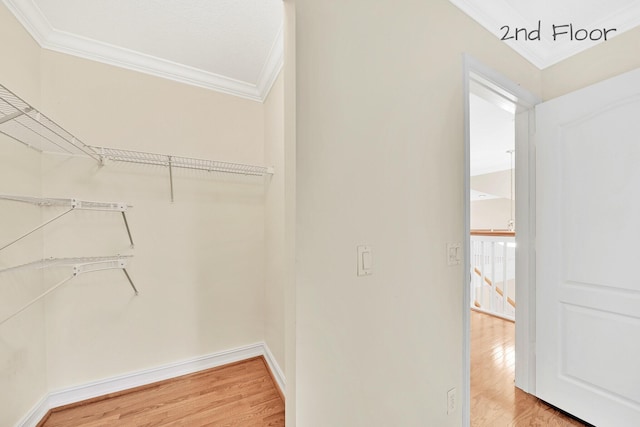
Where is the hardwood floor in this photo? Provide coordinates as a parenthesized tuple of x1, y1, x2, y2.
(471, 310, 587, 426)
(39, 357, 284, 427)
(36, 314, 591, 426)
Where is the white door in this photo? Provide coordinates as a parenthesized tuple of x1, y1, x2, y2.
(536, 68, 640, 426)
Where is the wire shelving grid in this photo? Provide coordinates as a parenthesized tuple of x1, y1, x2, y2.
(0, 84, 99, 159)
(92, 147, 274, 202)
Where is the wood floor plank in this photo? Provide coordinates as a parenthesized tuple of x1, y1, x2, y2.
(471, 311, 587, 426)
(44, 315, 589, 426)
(41, 356, 284, 427)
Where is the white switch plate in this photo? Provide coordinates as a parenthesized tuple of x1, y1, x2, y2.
(447, 243, 461, 266)
(357, 245, 372, 276)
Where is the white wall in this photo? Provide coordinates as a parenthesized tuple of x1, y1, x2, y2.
(0, 5, 47, 427)
(264, 71, 286, 371)
(292, 0, 540, 425)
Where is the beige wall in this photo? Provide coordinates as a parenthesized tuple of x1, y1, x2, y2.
(293, 0, 540, 425)
(0, 2, 277, 422)
(0, 141, 46, 427)
(38, 51, 267, 390)
(4, 0, 638, 424)
(0, 5, 47, 427)
(471, 169, 512, 199)
(543, 26, 640, 100)
(0, 144, 47, 427)
(283, 2, 297, 423)
(470, 170, 513, 230)
(264, 71, 286, 371)
(471, 198, 512, 230)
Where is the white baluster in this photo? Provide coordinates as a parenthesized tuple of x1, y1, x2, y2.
(480, 241, 485, 309)
(502, 240, 508, 315)
(490, 241, 495, 312)
(471, 240, 476, 309)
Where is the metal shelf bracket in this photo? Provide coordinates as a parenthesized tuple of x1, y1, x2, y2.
(0, 256, 138, 326)
(0, 195, 135, 251)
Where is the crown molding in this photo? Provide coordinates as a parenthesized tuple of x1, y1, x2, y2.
(449, 0, 640, 69)
(44, 30, 265, 101)
(2, 0, 283, 102)
(2, 0, 49, 44)
(256, 26, 284, 101)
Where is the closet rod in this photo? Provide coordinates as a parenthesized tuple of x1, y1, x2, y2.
(0, 195, 135, 251)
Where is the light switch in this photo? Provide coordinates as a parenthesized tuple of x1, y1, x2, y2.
(362, 251, 372, 270)
(447, 243, 461, 266)
(357, 245, 372, 276)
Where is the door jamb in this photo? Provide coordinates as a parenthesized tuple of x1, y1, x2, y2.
(462, 54, 540, 426)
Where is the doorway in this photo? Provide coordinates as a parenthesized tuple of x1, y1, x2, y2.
(462, 55, 539, 426)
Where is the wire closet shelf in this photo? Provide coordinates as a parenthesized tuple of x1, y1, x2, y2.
(0, 83, 274, 178)
(0, 256, 137, 326)
(0, 84, 98, 159)
(0, 195, 135, 251)
(0, 194, 130, 211)
(0, 255, 133, 275)
(92, 147, 275, 176)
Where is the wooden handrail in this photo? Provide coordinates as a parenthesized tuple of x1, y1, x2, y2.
(473, 267, 516, 308)
(470, 229, 515, 237)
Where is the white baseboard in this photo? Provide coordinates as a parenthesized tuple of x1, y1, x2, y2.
(17, 395, 50, 427)
(16, 342, 285, 427)
(262, 342, 286, 394)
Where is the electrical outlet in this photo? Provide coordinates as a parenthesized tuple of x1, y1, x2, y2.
(447, 388, 456, 415)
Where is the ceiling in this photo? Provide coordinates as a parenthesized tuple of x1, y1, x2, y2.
(470, 189, 501, 202)
(4, 1, 639, 102)
(449, 0, 640, 68)
(3, 0, 283, 102)
(470, 93, 514, 177)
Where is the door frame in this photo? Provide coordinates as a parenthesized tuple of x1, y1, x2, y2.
(462, 54, 540, 425)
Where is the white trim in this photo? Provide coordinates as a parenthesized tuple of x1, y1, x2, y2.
(1, 0, 283, 103)
(15, 395, 49, 427)
(513, 104, 537, 395)
(44, 31, 264, 102)
(256, 27, 284, 101)
(15, 342, 285, 427)
(262, 342, 286, 394)
(462, 57, 472, 427)
(463, 54, 540, 426)
(1, 0, 49, 44)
